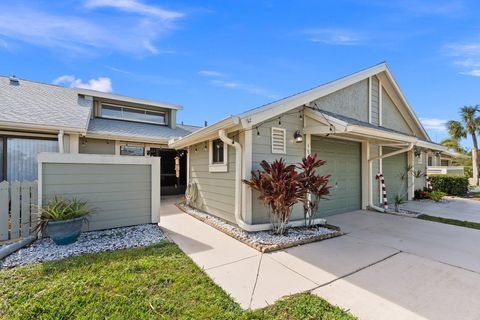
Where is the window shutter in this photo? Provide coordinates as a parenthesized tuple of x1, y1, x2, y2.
(271, 127, 286, 154)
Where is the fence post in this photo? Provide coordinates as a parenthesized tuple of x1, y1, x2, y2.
(31, 181, 38, 233)
(0, 181, 8, 241)
(20, 181, 32, 237)
(10, 181, 21, 239)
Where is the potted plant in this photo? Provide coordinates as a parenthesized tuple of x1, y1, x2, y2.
(37, 196, 90, 245)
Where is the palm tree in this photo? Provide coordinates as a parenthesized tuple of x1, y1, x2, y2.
(447, 106, 480, 185)
(440, 137, 466, 154)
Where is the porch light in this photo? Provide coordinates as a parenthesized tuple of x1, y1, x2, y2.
(294, 130, 303, 143)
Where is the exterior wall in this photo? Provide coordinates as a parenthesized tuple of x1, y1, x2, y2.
(79, 138, 115, 155)
(189, 132, 237, 223)
(251, 110, 305, 224)
(381, 88, 412, 135)
(370, 144, 381, 206)
(371, 77, 380, 125)
(42, 162, 152, 231)
(382, 147, 408, 201)
(414, 151, 427, 190)
(312, 79, 369, 122)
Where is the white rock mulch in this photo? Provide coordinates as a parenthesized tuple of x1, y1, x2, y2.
(178, 203, 340, 252)
(1, 224, 167, 268)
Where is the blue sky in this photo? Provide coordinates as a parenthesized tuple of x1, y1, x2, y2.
(0, 0, 479, 147)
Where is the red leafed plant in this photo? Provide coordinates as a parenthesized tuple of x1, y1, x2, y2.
(243, 158, 303, 235)
(243, 155, 331, 235)
(297, 153, 331, 226)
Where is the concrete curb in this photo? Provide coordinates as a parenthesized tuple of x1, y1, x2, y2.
(0, 235, 37, 260)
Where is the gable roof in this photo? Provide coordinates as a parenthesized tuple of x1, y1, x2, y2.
(170, 63, 430, 148)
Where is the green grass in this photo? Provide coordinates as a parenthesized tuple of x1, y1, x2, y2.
(418, 214, 480, 230)
(466, 192, 480, 201)
(0, 242, 356, 320)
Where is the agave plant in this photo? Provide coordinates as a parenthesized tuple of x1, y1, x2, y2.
(243, 158, 303, 235)
(36, 196, 90, 232)
(297, 154, 331, 226)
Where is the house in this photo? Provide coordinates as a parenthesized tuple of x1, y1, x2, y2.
(0, 75, 199, 196)
(169, 63, 447, 230)
(426, 150, 469, 176)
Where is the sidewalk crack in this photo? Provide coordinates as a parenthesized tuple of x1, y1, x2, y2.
(248, 253, 263, 309)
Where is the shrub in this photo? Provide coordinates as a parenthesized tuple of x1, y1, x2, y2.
(36, 196, 90, 232)
(429, 175, 469, 196)
(297, 154, 330, 226)
(243, 159, 303, 235)
(429, 191, 447, 202)
(414, 188, 430, 200)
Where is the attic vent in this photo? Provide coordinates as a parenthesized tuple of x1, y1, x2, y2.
(9, 75, 19, 85)
(271, 127, 286, 154)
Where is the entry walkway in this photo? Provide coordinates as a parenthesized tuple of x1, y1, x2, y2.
(160, 196, 480, 319)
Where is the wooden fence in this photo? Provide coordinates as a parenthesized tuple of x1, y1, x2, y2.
(0, 181, 38, 242)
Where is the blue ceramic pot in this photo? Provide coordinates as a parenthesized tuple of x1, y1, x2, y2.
(46, 217, 84, 245)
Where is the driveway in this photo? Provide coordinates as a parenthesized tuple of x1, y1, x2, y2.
(160, 197, 480, 320)
(401, 197, 480, 223)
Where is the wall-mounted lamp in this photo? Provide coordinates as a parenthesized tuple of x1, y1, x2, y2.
(294, 130, 303, 143)
(414, 148, 422, 158)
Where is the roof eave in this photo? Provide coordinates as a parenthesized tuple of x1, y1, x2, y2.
(169, 116, 241, 149)
(0, 120, 86, 134)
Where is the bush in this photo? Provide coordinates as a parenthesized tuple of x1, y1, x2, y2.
(429, 175, 469, 196)
(414, 188, 430, 200)
(429, 191, 446, 202)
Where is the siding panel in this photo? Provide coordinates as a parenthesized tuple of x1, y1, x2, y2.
(42, 163, 152, 231)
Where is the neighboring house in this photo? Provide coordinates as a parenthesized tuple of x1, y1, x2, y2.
(170, 63, 447, 229)
(0, 75, 199, 195)
(426, 150, 469, 176)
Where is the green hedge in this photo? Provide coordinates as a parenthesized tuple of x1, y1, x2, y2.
(429, 175, 469, 196)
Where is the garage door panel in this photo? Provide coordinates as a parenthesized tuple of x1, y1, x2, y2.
(312, 137, 361, 217)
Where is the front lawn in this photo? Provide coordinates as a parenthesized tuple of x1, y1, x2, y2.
(418, 214, 480, 230)
(0, 242, 355, 319)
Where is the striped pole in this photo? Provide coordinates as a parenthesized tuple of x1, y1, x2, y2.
(426, 176, 433, 191)
(375, 173, 388, 210)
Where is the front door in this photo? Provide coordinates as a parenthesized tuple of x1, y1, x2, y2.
(149, 148, 187, 195)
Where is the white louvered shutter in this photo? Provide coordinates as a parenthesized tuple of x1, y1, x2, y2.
(271, 127, 286, 154)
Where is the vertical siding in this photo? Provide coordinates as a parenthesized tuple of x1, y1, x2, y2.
(189, 133, 237, 223)
(312, 79, 369, 122)
(381, 88, 412, 135)
(382, 147, 408, 201)
(371, 77, 379, 126)
(79, 138, 115, 155)
(251, 110, 305, 224)
(42, 163, 152, 231)
(414, 152, 427, 190)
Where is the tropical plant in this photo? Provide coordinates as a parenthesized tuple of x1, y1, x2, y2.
(440, 137, 467, 154)
(243, 159, 304, 235)
(297, 154, 331, 226)
(393, 194, 405, 213)
(447, 106, 479, 185)
(429, 191, 447, 202)
(36, 196, 90, 232)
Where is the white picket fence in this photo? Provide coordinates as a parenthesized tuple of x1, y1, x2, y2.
(0, 181, 38, 242)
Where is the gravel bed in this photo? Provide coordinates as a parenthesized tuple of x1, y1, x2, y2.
(178, 203, 340, 252)
(1, 224, 167, 268)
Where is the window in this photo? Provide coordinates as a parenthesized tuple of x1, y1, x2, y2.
(101, 103, 166, 125)
(0, 136, 58, 182)
(428, 156, 433, 166)
(208, 139, 228, 172)
(418, 152, 423, 164)
(212, 139, 224, 163)
(120, 145, 145, 156)
(441, 159, 449, 166)
(271, 127, 286, 154)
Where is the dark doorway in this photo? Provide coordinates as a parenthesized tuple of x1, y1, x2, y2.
(148, 148, 187, 195)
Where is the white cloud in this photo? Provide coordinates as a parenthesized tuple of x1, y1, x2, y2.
(53, 75, 113, 92)
(198, 70, 225, 77)
(420, 118, 448, 131)
(304, 28, 364, 46)
(444, 41, 480, 76)
(84, 0, 183, 19)
(0, 2, 184, 56)
(210, 79, 278, 99)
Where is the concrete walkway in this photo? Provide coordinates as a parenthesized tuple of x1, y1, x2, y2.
(160, 196, 480, 320)
(402, 197, 480, 223)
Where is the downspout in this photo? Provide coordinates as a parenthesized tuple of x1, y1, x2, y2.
(219, 129, 325, 232)
(58, 130, 64, 154)
(368, 143, 414, 212)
